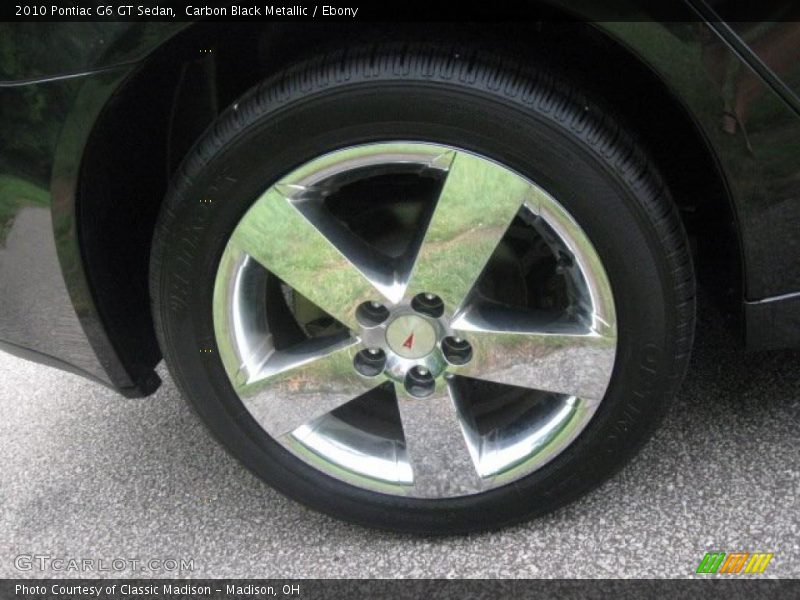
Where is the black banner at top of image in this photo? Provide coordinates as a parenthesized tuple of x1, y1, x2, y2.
(2, 0, 800, 22)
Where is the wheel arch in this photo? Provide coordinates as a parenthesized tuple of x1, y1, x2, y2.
(75, 17, 743, 395)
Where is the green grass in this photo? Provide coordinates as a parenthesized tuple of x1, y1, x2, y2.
(0, 174, 49, 245)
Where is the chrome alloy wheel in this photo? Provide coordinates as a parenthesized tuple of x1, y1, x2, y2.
(213, 142, 617, 499)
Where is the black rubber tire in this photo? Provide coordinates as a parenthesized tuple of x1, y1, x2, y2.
(150, 44, 695, 534)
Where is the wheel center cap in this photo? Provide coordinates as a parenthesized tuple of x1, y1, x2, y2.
(385, 315, 437, 359)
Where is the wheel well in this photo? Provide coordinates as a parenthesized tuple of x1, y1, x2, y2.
(77, 19, 741, 391)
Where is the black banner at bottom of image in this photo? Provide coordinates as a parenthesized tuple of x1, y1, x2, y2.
(2, 579, 799, 600)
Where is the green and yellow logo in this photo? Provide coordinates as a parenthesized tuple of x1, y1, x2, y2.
(696, 552, 774, 574)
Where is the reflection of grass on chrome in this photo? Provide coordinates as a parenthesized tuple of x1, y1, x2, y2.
(235, 194, 375, 319)
(244, 342, 360, 396)
(411, 226, 508, 299)
(236, 149, 536, 322)
(476, 331, 607, 357)
(425, 164, 526, 243)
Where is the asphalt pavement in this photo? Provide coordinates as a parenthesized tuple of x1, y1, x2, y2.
(1, 301, 798, 578)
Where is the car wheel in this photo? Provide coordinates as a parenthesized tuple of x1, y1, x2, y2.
(150, 44, 694, 533)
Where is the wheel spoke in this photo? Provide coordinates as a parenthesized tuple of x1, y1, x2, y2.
(231, 184, 393, 331)
(403, 150, 533, 312)
(395, 380, 483, 497)
(451, 306, 616, 400)
(237, 337, 382, 437)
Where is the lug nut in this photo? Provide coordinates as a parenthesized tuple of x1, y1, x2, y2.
(356, 301, 390, 327)
(411, 292, 444, 318)
(404, 365, 435, 398)
(354, 348, 386, 377)
(442, 336, 473, 366)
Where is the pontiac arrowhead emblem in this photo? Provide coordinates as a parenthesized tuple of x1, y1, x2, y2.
(385, 316, 435, 359)
(402, 332, 415, 349)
